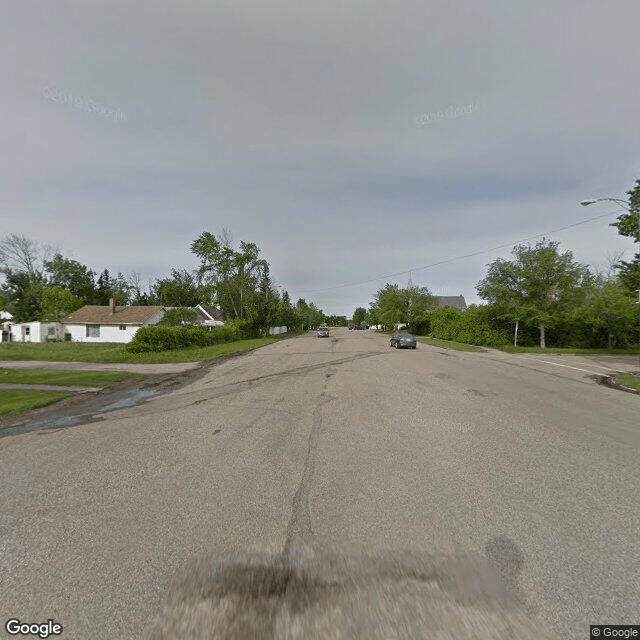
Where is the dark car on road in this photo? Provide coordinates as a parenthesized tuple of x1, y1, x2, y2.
(390, 332, 417, 349)
(317, 325, 330, 337)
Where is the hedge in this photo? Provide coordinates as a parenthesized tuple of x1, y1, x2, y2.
(430, 306, 510, 347)
(125, 319, 260, 353)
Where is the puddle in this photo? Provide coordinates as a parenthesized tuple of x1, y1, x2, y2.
(0, 387, 160, 438)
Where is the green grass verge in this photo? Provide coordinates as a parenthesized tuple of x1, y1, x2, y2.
(416, 337, 484, 352)
(0, 389, 73, 417)
(0, 368, 143, 387)
(499, 345, 640, 355)
(0, 333, 299, 364)
(613, 373, 640, 391)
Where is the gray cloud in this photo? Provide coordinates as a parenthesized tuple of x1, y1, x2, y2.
(3, 0, 639, 315)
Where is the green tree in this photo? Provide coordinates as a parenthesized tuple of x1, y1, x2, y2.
(111, 272, 133, 306)
(475, 257, 527, 345)
(44, 253, 97, 303)
(191, 232, 268, 320)
(572, 276, 639, 348)
(374, 285, 405, 327)
(295, 298, 324, 329)
(40, 286, 84, 321)
(373, 284, 435, 329)
(95, 269, 113, 305)
(352, 307, 368, 324)
(155, 269, 211, 307)
(94, 269, 132, 305)
(477, 239, 590, 348)
(0, 269, 44, 322)
(610, 179, 640, 296)
(253, 264, 280, 331)
(406, 286, 437, 326)
(367, 305, 381, 328)
(158, 307, 199, 326)
(275, 293, 297, 329)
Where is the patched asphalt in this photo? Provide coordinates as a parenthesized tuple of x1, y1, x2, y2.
(1, 329, 638, 639)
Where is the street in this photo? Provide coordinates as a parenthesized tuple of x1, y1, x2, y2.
(1, 328, 638, 639)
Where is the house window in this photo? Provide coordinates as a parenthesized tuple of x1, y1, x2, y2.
(86, 324, 100, 338)
(25, 327, 30, 336)
(48, 327, 55, 336)
(119, 324, 126, 331)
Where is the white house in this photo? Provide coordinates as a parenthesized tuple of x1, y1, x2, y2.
(10, 321, 65, 343)
(61, 299, 165, 343)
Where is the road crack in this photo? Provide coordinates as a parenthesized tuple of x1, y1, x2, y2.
(283, 384, 334, 565)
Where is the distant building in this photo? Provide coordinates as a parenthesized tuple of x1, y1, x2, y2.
(61, 299, 165, 343)
(193, 304, 224, 327)
(432, 295, 467, 311)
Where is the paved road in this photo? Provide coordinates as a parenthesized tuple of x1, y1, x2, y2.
(1, 329, 638, 639)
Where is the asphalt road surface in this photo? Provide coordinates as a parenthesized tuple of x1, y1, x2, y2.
(1, 329, 638, 639)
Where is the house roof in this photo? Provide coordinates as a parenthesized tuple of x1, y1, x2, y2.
(195, 304, 223, 322)
(433, 295, 467, 310)
(61, 305, 164, 325)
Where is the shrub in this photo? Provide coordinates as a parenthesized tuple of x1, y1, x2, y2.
(125, 317, 264, 353)
(126, 324, 233, 353)
(430, 306, 510, 347)
(223, 318, 261, 340)
(409, 313, 431, 336)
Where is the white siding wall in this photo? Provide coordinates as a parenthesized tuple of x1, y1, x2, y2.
(10, 323, 32, 342)
(10, 322, 64, 342)
(64, 323, 142, 343)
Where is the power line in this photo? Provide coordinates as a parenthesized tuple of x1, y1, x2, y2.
(288, 210, 616, 295)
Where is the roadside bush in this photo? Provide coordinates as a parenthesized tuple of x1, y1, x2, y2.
(125, 318, 263, 353)
(223, 317, 262, 340)
(430, 306, 510, 347)
(409, 313, 431, 336)
(126, 325, 234, 353)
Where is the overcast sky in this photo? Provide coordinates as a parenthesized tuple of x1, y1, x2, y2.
(3, 0, 639, 316)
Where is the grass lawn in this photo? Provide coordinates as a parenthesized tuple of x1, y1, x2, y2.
(0, 389, 74, 417)
(0, 368, 143, 387)
(613, 373, 640, 391)
(416, 337, 484, 352)
(499, 345, 640, 355)
(0, 333, 298, 363)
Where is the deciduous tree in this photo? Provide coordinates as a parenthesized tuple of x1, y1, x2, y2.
(40, 286, 84, 321)
(191, 232, 268, 320)
(45, 253, 97, 303)
(610, 179, 640, 296)
(477, 239, 590, 348)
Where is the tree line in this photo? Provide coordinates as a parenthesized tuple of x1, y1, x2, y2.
(0, 230, 329, 331)
(354, 179, 639, 349)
